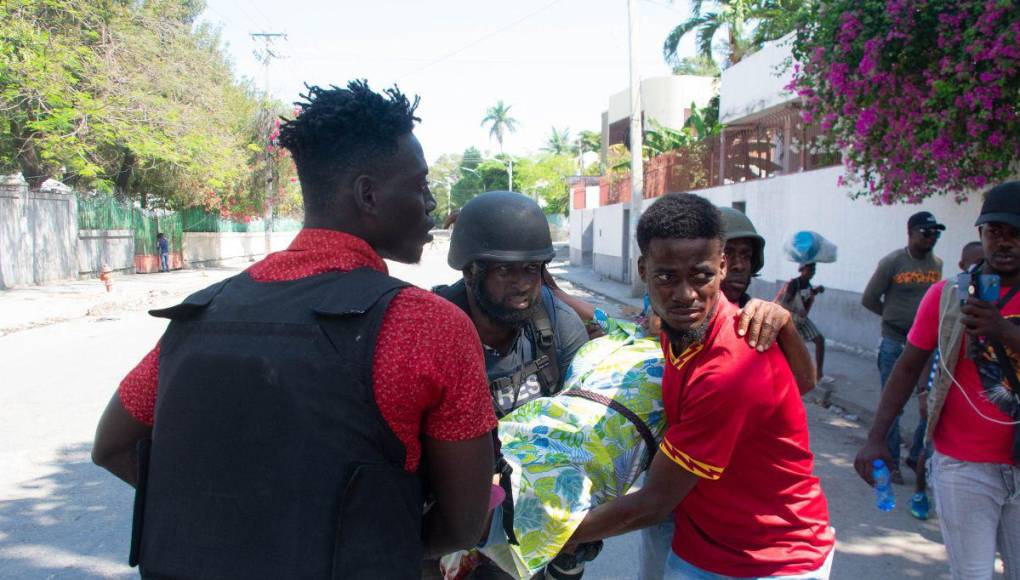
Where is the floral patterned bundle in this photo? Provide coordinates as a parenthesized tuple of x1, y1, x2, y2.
(443, 312, 666, 579)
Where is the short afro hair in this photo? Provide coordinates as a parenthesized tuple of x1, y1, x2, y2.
(278, 80, 420, 212)
(637, 192, 725, 254)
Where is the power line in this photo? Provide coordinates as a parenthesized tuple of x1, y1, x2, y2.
(225, 0, 266, 30)
(246, 1, 276, 29)
(397, 0, 565, 81)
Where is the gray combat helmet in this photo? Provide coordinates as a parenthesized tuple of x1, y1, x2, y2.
(719, 207, 765, 275)
(448, 191, 555, 270)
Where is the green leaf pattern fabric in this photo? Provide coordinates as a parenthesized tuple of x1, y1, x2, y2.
(462, 311, 667, 578)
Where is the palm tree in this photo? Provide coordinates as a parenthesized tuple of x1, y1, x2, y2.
(542, 127, 574, 155)
(662, 0, 756, 69)
(481, 101, 519, 153)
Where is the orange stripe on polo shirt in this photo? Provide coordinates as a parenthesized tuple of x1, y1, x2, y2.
(668, 342, 704, 370)
(660, 438, 724, 480)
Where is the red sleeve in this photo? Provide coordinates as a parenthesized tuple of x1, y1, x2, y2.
(660, 359, 770, 480)
(906, 280, 947, 351)
(373, 288, 497, 472)
(117, 342, 161, 426)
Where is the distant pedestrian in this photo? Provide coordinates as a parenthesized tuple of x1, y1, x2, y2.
(855, 182, 1020, 578)
(156, 233, 170, 272)
(862, 211, 944, 484)
(906, 240, 983, 521)
(777, 262, 831, 386)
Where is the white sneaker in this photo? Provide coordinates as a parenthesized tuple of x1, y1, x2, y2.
(818, 375, 836, 385)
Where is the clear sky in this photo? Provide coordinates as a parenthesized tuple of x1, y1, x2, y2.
(199, 0, 698, 162)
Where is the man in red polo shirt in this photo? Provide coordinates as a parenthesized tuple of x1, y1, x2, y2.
(91, 81, 496, 579)
(566, 193, 834, 579)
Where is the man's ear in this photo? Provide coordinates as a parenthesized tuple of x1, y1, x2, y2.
(718, 250, 728, 280)
(352, 174, 380, 216)
(638, 255, 646, 283)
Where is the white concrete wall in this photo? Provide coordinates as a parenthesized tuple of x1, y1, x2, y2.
(694, 167, 981, 292)
(592, 203, 629, 282)
(719, 34, 796, 124)
(584, 185, 600, 209)
(78, 230, 134, 275)
(695, 167, 982, 349)
(569, 209, 594, 266)
(608, 75, 718, 129)
(183, 231, 299, 266)
(0, 182, 79, 288)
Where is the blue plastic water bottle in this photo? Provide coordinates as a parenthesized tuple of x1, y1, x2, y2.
(873, 459, 896, 512)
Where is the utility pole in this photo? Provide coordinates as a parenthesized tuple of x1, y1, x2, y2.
(627, 0, 644, 296)
(252, 32, 286, 257)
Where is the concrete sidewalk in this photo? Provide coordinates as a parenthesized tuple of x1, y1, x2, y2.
(0, 261, 248, 336)
(547, 258, 926, 465)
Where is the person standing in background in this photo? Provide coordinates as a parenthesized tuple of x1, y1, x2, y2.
(156, 233, 170, 272)
(862, 211, 945, 484)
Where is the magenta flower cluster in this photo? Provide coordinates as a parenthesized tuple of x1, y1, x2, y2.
(789, 0, 1020, 204)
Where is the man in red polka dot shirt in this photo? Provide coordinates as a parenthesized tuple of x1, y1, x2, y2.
(92, 81, 497, 579)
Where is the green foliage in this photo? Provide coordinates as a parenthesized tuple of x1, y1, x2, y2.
(578, 130, 602, 156)
(515, 153, 576, 215)
(0, 0, 285, 220)
(427, 152, 461, 221)
(662, 0, 806, 69)
(542, 127, 575, 155)
(671, 54, 721, 76)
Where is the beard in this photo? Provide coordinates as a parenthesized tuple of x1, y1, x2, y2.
(660, 302, 717, 352)
(471, 267, 540, 328)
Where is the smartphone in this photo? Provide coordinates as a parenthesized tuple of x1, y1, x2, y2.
(979, 274, 1001, 303)
(959, 272, 1002, 304)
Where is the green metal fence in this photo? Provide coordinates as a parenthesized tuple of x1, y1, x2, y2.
(77, 196, 300, 258)
(133, 210, 184, 254)
(78, 196, 134, 230)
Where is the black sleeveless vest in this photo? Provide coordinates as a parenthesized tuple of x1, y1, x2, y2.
(131, 268, 423, 579)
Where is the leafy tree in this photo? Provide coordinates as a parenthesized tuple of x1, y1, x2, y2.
(663, 0, 756, 69)
(672, 54, 721, 76)
(427, 152, 462, 221)
(662, 0, 807, 70)
(683, 98, 721, 138)
(578, 130, 602, 156)
(0, 0, 112, 190)
(451, 146, 484, 208)
(542, 127, 575, 155)
(515, 153, 575, 215)
(481, 100, 519, 153)
(0, 0, 279, 221)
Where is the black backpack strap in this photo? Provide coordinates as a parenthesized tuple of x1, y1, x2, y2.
(432, 280, 471, 316)
(530, 296, 561, 396)
(563, 389, 658, 471)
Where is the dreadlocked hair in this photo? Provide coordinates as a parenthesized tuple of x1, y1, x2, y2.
(637, 192, 725, 254)
(278, 80, 421, 212)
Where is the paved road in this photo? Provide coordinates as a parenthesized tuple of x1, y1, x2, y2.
(0, 239, 956, 579)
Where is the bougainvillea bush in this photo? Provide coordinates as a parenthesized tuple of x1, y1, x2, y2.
(790, 0, 1020, 204)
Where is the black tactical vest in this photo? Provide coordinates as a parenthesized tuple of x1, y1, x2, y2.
(131, 268, 423, 580)
(433, 280, 561, 418)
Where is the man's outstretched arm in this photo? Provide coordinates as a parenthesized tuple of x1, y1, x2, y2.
(421, 433, 494, 558)
(854, 343, 931, 484)
(565, 449, 699, 546)
(93, 392, 152, 487)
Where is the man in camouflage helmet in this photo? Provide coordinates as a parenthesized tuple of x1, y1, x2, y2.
(429, 191, 591, 579)
(719, 207, 766, 307)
